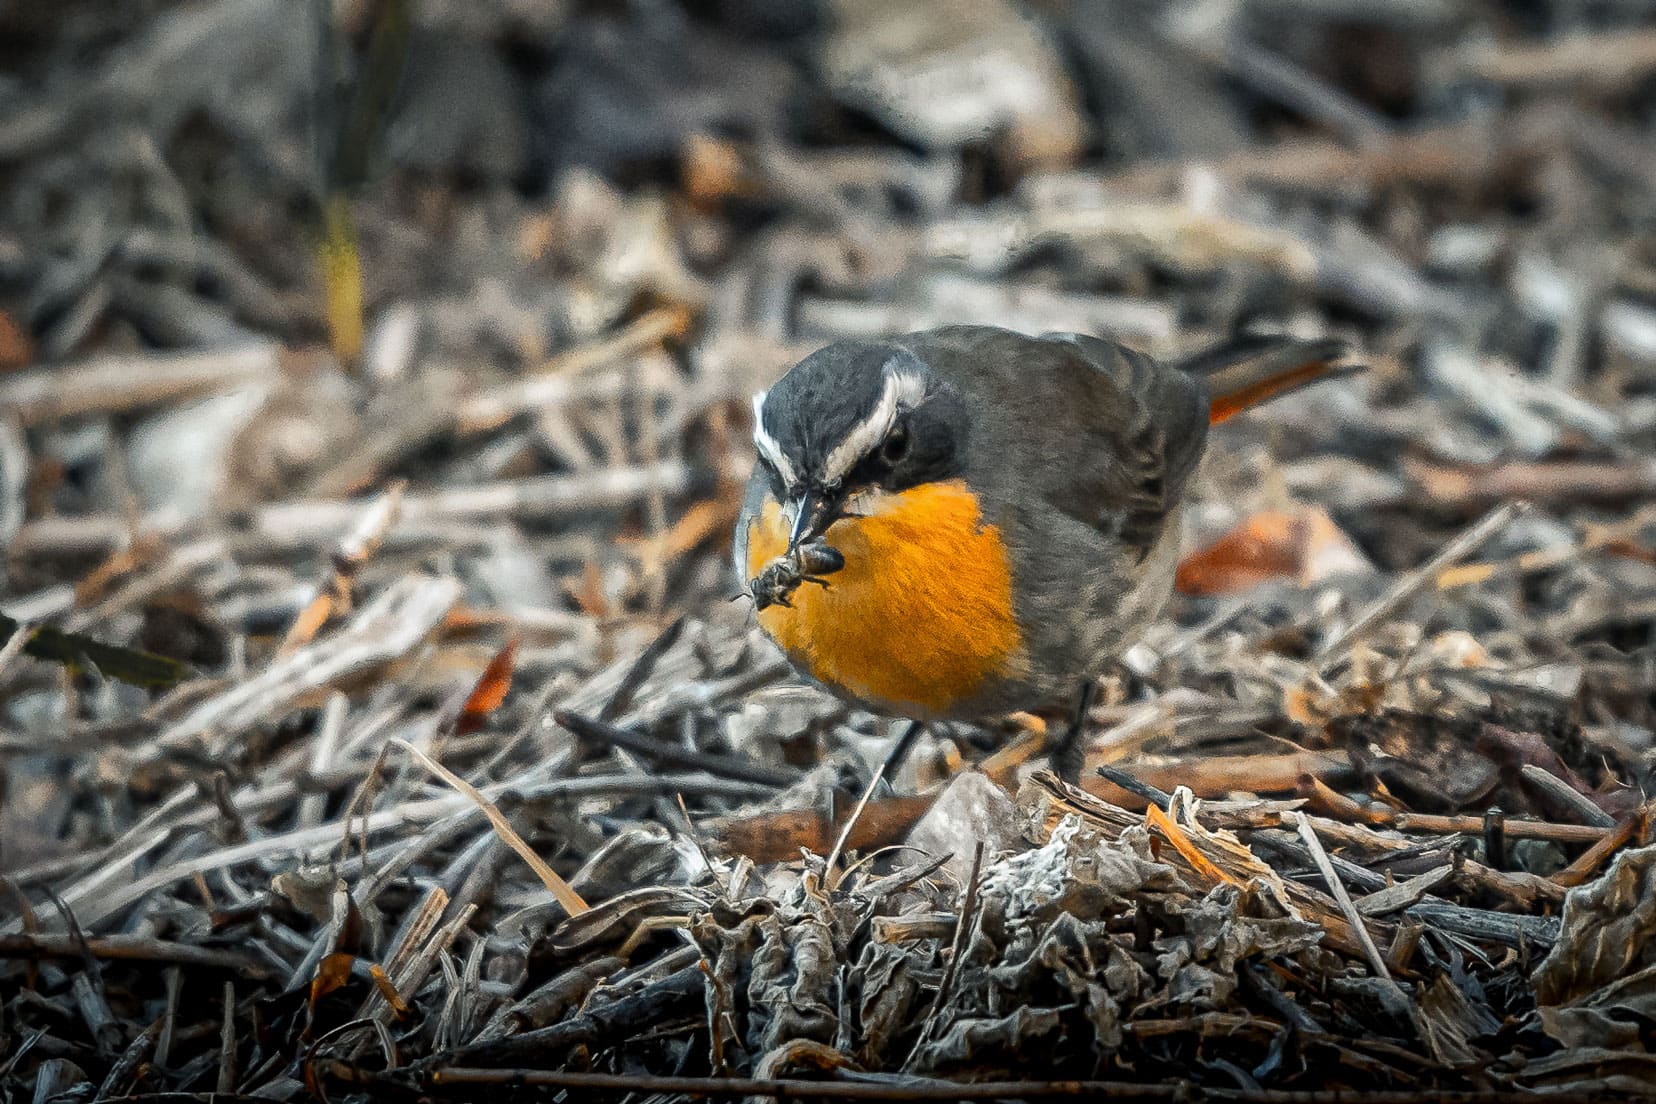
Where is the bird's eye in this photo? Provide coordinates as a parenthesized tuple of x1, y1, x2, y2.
(880, 422, 909, 465)
(757, 454, 787, 496)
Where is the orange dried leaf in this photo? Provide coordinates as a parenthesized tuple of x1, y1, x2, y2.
(1145, 802, 1237, 887)
(1177, 511, 1301, 595)
(278, 592, 336, 657)
(1435, 562, 1497, 590)
(1604, 537, 1656, 567)
(1283, 686, 1326, 727)
(309, 951, 356, 1010)
(569, 561, 609, 618)
(74, 539, 163, 606)
(682, 133, 752, 204)
(369, 963, 412, 1018)
(440, 605, 508, 635)
(457, 636, 519, 735)
(0, 310, 32, 371)
(1176, 507, 1365, 596)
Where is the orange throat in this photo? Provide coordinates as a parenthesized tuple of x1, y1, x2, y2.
(744, 479, 1023, 718)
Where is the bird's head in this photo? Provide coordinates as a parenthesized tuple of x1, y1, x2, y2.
(750, 341, 964, 551)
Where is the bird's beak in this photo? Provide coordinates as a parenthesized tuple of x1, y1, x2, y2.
(787, 488, 839, 550)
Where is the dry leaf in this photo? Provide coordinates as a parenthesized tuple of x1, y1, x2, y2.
(457, 635, 520, 735)
(0, 309, 32, 371)
(1175, 506, 1370, 596)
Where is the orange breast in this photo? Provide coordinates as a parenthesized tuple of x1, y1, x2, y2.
(744, 479, 1023, 718)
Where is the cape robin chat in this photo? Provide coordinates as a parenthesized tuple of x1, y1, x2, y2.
(734, 325, 1359, 779)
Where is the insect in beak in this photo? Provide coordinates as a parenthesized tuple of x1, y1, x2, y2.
(749, 541, 845, 611)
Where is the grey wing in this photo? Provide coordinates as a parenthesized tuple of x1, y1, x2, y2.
(891, 325, 1209, 561)
(1038, 333, 1209, 561)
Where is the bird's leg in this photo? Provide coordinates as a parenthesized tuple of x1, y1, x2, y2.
(1049, 680, 1096, 784)
(872, 719, 926, 797)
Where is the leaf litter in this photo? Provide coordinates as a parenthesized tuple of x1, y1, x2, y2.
(3, 0, 1656, 1100)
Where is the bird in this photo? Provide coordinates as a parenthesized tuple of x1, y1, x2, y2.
(733, 325, 1360, 780)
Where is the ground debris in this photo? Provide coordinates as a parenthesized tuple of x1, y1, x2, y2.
(5, 1, 1656, 1100)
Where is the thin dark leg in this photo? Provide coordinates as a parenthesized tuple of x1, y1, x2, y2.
(1050, 680, 1096, 783)
(872, 719, 926, 796)
(826, 719, 925, 877)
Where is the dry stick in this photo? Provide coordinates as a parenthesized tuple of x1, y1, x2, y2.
(156, 967, 181, 1068)
(555, 709, 797, 788)
(1554, 808, 1651, 888)
(1353, 865, 1455, 918)
(1386, 810, 1606, 845)
(435, 962, 708, 1067)
(256, 461, 693, 536)
(596, 614, 687, 722)
(389, 739, 588, 916)
(218, 980, 236, 1096)
(455, 307, 687, 434)
(0, 617, 32, 679)
(904, 839, 987, 1073)
(0, 342, 278, 425)
(63, 536, 230, 635)
(154, 574, 463, 753)
(48, 771, 765, 933)
(825, 720, 925, 887)
(298, 693, 349, 830)
(1290, 813, 1404, 996)
(92, 1016, 162, 1102)
(9, 460, 693, 557)
(1517, 764, 1618, 828)
(277, 480, 406, 657)
(1455, 26, 1656, 89)
(675, 792, 726, 895)
(1314, 501, 1530, 674)
(0, 933, 270, 975)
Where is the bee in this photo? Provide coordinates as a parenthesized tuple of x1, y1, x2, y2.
(749, 541, 846, 610)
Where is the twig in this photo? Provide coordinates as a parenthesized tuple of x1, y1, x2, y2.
(390, 738, 588, 916)
(1452, 27, 1656, 91)
(276, 480, 405, 657)
(153, 574, 462, 754)
(1518, 765, 1618, 828)
(433, 963, 707, 1067)
(1094, 764, 1173, 808)
(1354, 866, 1454, 917)
(554, 709, 798, 788)
(0, 342, 277, 425)
(825, 720, 925, 886)
(0, 934, 271, 975)
(1315, 501, 1530, 672)
(597, 615, 687, 722)
(1553, 808, 1651, 888)
(218, 980, 236, 1096)
(1290, 813, 1404, 995)
(92, 1017, 162, 1102)
(904, 839, 986, 1072)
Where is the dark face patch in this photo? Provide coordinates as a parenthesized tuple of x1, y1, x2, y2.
(757, 342, 963, 497)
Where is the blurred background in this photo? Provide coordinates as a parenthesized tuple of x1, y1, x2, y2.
(3, 0, 1656, 587)
(5, 0, 1656, 1096)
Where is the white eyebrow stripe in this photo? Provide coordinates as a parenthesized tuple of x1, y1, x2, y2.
(820, 364, 926, 486)
(751, 391, 798, 489)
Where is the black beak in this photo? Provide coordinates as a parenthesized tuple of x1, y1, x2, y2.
(787, 487, 840, 550)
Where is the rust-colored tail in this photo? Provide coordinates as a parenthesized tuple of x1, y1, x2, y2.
(1178, 336, 1361, 425)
